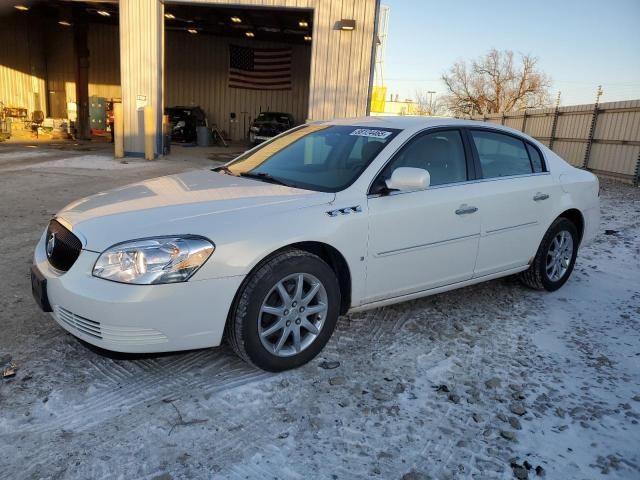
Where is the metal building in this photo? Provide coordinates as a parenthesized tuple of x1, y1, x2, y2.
(0, 0, 379, 155)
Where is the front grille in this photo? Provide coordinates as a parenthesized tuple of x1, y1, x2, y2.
(46, 219, 82, 272)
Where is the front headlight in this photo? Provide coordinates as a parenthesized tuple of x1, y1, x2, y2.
(93, 236, 214, 285)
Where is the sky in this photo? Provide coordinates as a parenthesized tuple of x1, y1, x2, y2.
(379, 0, 640, 106)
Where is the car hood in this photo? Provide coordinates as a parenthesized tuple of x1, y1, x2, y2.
(58, 169, 334, 251)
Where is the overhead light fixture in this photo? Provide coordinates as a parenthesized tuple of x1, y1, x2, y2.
(187, 28, 198, 34)
(164, 13, 175, 20)
(58, 20, 72, 27)
(304, 35, 312, 42)
(337, 19, 356, 31)
(298, 20, 309, 28)
(231, 16, 242, 23)
(97, 10, 111, 17)
(14, 5, 29, 11)
(245, 31, 254, 38)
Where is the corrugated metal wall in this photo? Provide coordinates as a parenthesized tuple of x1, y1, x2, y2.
(46, 24, 121, 117)
(472, 100, 640, 184)
(165, 32, 311, 140)
(0, 11, 46, 114)
(119, 0, 378, 153)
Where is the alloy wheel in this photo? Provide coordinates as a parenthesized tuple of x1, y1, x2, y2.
(258, 273, 328, 357)
(546, 230, 574, 282)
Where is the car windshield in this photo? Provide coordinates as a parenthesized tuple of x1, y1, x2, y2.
(256, 112, 289, 122)
(224, 124, 401, 192)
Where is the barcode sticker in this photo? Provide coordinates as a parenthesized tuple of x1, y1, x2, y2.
(349, 128, 392, 139)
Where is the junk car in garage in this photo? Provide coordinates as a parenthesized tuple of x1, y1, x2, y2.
(31, 117, 599, 371)
(248, 112, 295, 145)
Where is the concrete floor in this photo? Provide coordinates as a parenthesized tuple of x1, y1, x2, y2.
(0, 148, 639, 480)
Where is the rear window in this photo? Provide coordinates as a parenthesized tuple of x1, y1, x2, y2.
(470, 130, 534, 178)
(526, 143, 546, 173)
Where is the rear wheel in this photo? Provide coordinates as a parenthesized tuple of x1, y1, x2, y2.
(227, 249, 341, 371)
(519, 217, 579, 291)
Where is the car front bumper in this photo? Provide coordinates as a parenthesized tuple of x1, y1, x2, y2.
(33, 233, 244, 353)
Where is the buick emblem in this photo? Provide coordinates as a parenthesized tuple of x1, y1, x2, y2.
(46, 232, 56, 258)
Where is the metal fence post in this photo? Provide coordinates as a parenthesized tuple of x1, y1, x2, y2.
(634, 150, 640, 187)
(583, 85, 603, 169)
(549, 92, 561, 150)
(521, 109, 528, 134)
(501, 113, 505, 125)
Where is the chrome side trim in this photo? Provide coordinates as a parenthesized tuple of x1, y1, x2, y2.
(377, 232, 479, 257)
(485, 221, 538, 235)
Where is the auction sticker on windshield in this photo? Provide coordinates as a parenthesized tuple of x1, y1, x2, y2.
(349, 128, 393, 139)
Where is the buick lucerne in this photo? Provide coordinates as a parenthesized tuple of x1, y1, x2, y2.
(31, 117, 600, 371)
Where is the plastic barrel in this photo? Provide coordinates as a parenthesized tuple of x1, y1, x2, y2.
(197, 126, 211, 146)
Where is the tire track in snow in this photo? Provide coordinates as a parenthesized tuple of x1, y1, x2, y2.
(15, 348, 268, 435)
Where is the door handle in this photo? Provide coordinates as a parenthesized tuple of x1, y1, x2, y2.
(533, 192, 550, 201)
(455, 205, 478, 215)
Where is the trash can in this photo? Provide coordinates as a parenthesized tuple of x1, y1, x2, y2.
(197, 126, 211, 147)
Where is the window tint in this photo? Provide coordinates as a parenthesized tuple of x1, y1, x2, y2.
(471, 130, 533, 178)
(380, 130, 468, 187)
(227, 125, 400, 192)
(526, 143, 545, 173)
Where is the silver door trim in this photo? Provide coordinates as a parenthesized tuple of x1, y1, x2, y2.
(485, 221, 538, 235)
(376, 232, 480, 257)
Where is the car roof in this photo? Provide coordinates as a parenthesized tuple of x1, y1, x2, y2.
(323, 116, 529, 138)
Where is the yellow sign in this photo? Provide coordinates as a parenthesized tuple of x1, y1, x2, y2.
(370, 86, 387, 113)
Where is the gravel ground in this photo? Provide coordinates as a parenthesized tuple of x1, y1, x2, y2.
(0, 150, 638, 480)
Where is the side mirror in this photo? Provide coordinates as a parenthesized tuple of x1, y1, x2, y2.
(385, 167, 430, 192)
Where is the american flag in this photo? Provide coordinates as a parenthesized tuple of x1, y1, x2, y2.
(228, 45, 292, 90)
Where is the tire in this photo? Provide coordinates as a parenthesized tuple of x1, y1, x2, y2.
(227, 249, 341, 371)
(518, 217, 579, 291)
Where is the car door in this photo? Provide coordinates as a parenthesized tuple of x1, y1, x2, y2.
(466, 128, 556, 277)
(365, 129, 482, 303)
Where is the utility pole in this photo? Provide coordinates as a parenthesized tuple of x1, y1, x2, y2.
(427, 90, 436, 115)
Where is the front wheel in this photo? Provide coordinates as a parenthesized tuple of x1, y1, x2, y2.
(227, 249, 341, 371)
(519, 217, 579, 291)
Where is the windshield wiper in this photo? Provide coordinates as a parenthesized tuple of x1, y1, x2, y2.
(211, 165, 234, 175)
(239, 172, 290, 187)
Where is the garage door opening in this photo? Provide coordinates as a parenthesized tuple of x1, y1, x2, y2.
(163, 2, 313, 147)
(0, 1, 121, 143)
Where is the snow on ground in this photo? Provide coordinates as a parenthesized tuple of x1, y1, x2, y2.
(0, 157, 638, 480)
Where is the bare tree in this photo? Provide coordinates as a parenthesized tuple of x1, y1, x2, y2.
(414, 90, 448, 116)
(442, 49, 551, 117)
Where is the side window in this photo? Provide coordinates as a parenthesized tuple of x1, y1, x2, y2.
(470, 130, 533, 178)
(526, 143, 545, 173)
(379, 130, 468, 187)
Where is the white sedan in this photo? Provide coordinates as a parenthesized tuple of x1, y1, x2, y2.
(31, 117, 599, 371)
